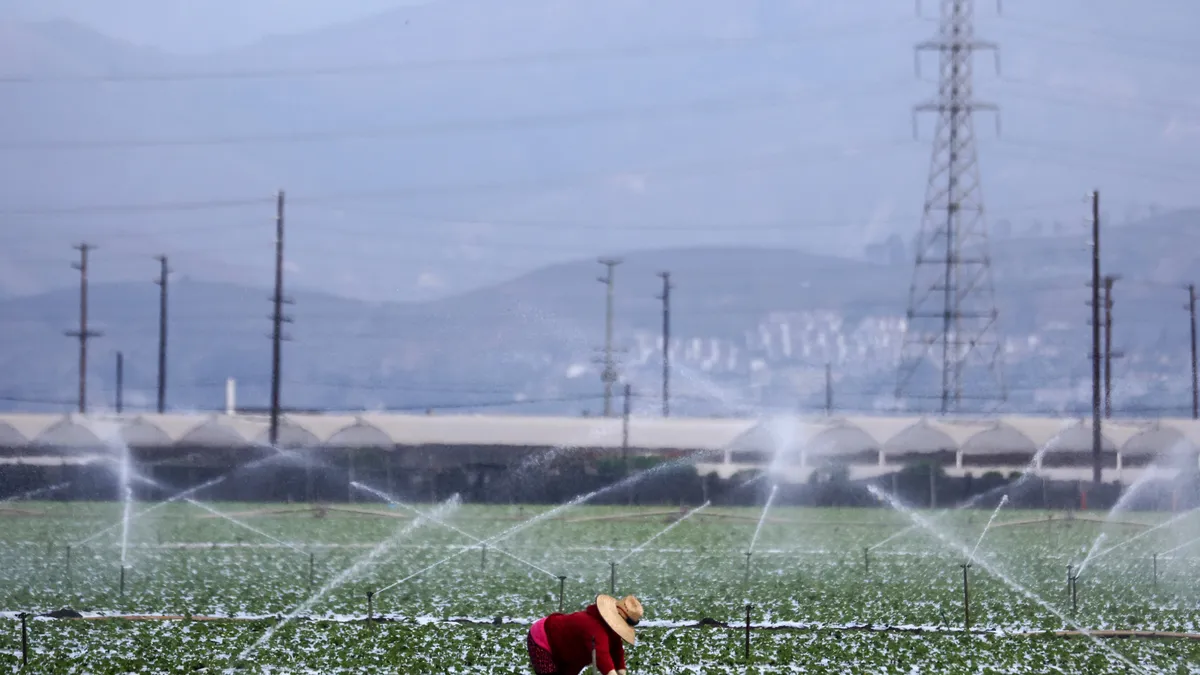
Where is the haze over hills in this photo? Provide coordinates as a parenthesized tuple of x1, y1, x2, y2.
(2, 210, 1197, 417)
(1, 0, 1197, 302)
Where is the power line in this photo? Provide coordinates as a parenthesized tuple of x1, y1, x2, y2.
(0, 138, 914, 218)
(0, 83, 916, 151)
(0, 19, 917, 85)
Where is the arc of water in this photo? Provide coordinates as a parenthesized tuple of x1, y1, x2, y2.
(870, 447, 1056, 553)
(0, 481, 72, 503)
(967, 495, 1009, 563)
(1088, 505, 1200, 565)
(350, 481, 557, 579)
(1159, 532, 1200, 557)
(1073, 533, 1109, 578)
(234, 496, 460, 665)
(133, 472, 307, 554)
(748, 485, 778, 554)
(865, 484, 1147, 675)
(617, 501, 710, 565)
(74, 452, 290, 547)
(374, 497, 584, 596)
(179, 497, 307, 554)
(374, 463, 678, 597)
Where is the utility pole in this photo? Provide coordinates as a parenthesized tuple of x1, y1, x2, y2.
(825, 363, 833, 416)
(115, 351, 124, 414)
(622, 383, 633, 504)
(1101, 274, 1123, 419)
(1187, 284, 1198, 420)
(656, 271, 672, 417)
(622, 384, 632, 473)
(596, 259, 622, 417)
(154, 255, 170, 414)
(269, 190, 292, 446)
(1089, 190, 1103, 485)
(65, 243, 102, 414)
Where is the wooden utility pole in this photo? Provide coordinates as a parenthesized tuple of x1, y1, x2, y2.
(622, 384, 632, 473)
(115, 351, 124, 413)
(269, 190, 292, 446)
(1089, 191, 1103, 485)
(1188, 284, 1198, 420)
(656, 271, 672, 417)
(65, 243, 102, 414)
(154, 255, 170, 414)
(825, 363, 833, 416)
(1102, 275, 1122, 418)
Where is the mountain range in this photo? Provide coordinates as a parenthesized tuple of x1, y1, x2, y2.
(3, 208, 1198, 417)
(1, 0, 1197, 303)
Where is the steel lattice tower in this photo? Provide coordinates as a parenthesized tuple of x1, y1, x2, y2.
(896, 0, 1006, 413)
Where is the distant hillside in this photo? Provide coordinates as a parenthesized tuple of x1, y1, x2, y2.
(2, 224, 1198, 417)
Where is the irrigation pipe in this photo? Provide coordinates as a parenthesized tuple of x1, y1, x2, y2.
(16, 613, 1200, 641)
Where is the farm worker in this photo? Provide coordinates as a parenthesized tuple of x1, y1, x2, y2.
(526, 594, 643, 675)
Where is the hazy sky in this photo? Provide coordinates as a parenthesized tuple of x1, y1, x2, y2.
(0, 0, 431, 52)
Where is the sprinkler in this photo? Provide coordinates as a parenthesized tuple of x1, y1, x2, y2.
(308, 552, 315, 590)
(1065, 564, 1073, 600)
(65, 545, 72, 592)
(863, 547, 870, 575)
(367, 591, 374, 622)
(959, 563, 972, 633)
(480, 544, 487, 572)
(557, 575, 567, 612)
(119, 565, 127, 597)
(744, 552, 753, 587)
(610, 561, 617, 596)
(19, 611, 28, 668)
(1069, 574, 1079, 613)
(744, 603, 752, 663)
(1152, 553, 1158, 590)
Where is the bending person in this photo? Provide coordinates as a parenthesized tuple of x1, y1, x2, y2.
(527, 594, 643, 675)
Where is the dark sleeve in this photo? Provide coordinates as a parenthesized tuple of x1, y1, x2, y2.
(592, 629, 616, 673)
(610, 637, 626, 670)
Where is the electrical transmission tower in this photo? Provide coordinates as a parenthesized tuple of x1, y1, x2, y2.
(896, 0, 1005, 413)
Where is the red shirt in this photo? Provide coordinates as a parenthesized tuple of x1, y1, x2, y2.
(544, 604, 627, 674)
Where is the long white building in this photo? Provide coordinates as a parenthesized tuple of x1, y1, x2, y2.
(0, 412, 1196, 483)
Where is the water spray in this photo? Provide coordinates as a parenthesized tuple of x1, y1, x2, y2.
(238, 497, 459, 663)
(352, 481, 557, 579)
(743, 551, 753, 588)
(864, 484, 1148, 675)
(616, 501, 710, 566)
(968, 495, 1009, 563)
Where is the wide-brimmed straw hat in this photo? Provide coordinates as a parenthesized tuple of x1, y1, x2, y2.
(596, 594, 643, 645)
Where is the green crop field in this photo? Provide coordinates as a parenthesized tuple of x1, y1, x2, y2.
(1, 499, 1199, 673)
